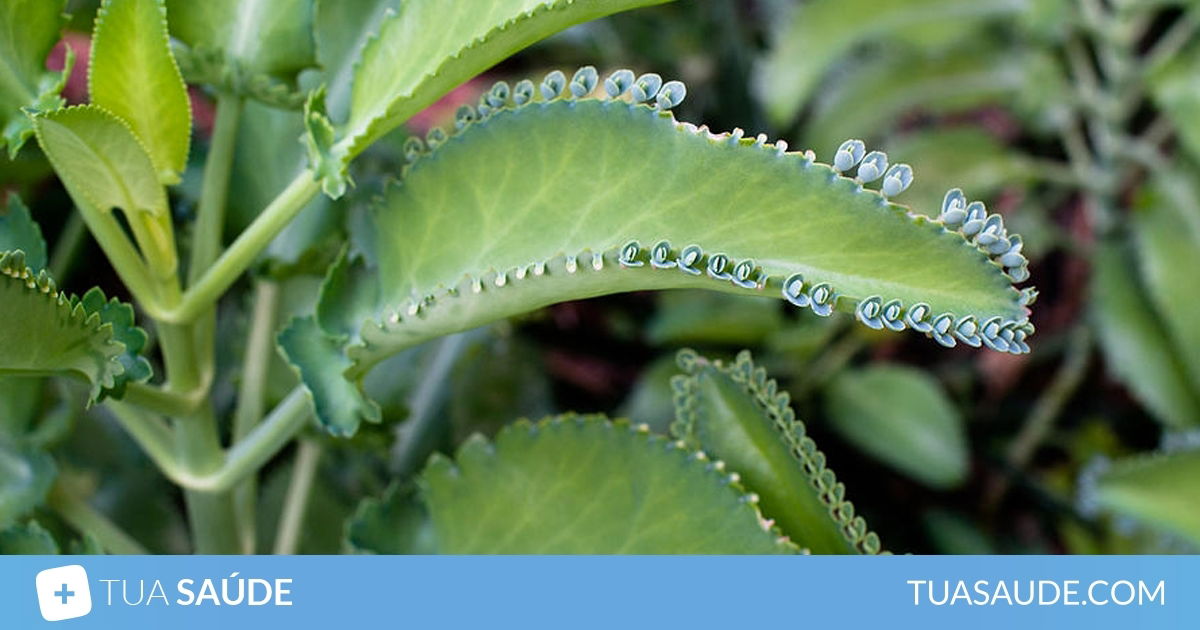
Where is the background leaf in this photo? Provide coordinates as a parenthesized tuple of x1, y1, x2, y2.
(0, 0, 68, 156)
(0, 441, 55, 528)
(825, 364, 969, 489)
(1094, 451, 1200, 546)
(421, 414, 794, 553)
(756, 0, 1025, 126)
(1132, 175, 1200, 392)
(1092, 242, 1200, 428)
(0, 193, 47, 271)
(166, 0, 315, 79)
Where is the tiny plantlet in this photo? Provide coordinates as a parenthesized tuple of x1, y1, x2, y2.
(0, 0, 1196, 555)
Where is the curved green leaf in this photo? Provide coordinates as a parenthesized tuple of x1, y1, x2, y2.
(1094, 451, 1200, 546)
(756, 0, 1025, 126)
(278, 316, 379, 437)
(32, 105, 168, 216)
(32, 104, 176, 274)
(0, 440, 55, 528)
(90, 0, 191, 184)
(825, 364, 968, 488)
(337, 0, 672, 162)
(1132, 175, 1200, 392)
(0, 193, 47, 271)
(0, 0, 69, 157)
(0, 251, 150, 402)
(1092, 241, 1200, 428)
(671, 350, 881, 554)
(313, 0, 400, 124)
(291, 71, 1034, 433)
(421, 413, 796, 553)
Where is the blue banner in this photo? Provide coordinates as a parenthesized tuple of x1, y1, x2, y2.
(1, 555, 1193, 628)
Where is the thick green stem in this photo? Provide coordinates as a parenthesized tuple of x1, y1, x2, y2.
(108, 386, 313, 494)
(231, 280, 280, 554)
(272, 440, 321, 555)
(153, 173, 321, 324)
(189, 94, 242, 285)
(73, 206, 161, 308)
(104, 400, 185, 481)
(47, 484, 149, 555)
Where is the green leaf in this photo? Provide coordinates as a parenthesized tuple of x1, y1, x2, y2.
(344, 483, 435, 554)
(292, 80, 1033, 433)
(1093, 451, 1200, 546)
(166, 0, 315, 79)
(0, 0, 69, 157)
(78, 287, 152, 401)
(313, 0, 400, 124)
(825, 364, 968, 488)
(0, 440, 55, 528)
(0, 376, 43, 437)
(0, 251, 150, 403)
(90, 0, 191, 184)
(277, 316, 379, 437)
(756, 0, 1025, 126)
(421, 413, 796, 553)
(671, 350, 881, 554)
(1131, 175, 1200, 392)
(1092, 241, 1200, 428)
(337, 0, 672, 161)
(0, 193, 47, 271)
(32, 105, 169, 217)
(1151, 45, 1200, 164)
(0, 519, 59, 554)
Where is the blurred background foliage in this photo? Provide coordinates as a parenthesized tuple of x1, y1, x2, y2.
(2, 0, 1198, 554)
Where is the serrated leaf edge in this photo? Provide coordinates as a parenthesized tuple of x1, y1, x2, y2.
(421, 412, 804, 553)
(672, 348, 885, 554)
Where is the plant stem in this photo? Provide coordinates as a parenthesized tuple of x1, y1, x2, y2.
(212, 387, 312, 492)
(231, 280, 280, 554)
(188, 93, 244, 375)
(121, 382, 202, 417)
(104, 400, 186, 482)
(154, 172, 321, 324)
(109, 386, 314, 494)
(189, 94, 242, 286)
(1006, 326, 1092, 469)
(73, 207, 161, 309)
(272, 440, 321, 555)
(48, 211, 86, 282)
(177, 405, 240, 554)
(47, 484, 149, 555)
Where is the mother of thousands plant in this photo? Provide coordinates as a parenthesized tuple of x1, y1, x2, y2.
(0, 0, 1045, 554)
